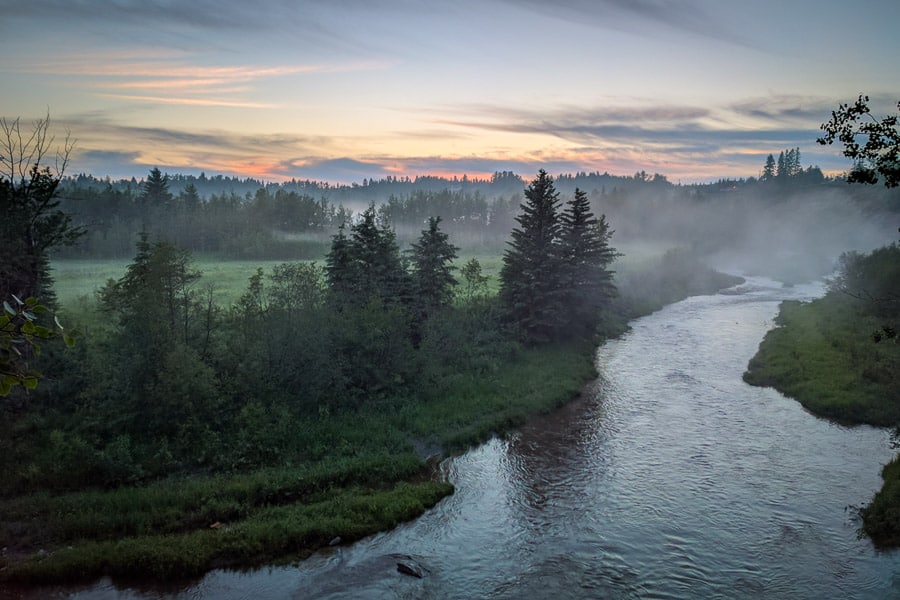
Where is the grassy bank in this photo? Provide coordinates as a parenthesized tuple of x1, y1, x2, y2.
(1, 250, 741, 586)
(744, 291, 900, 547)
(0, 342, 595, 585)
(744, 298, 900, 426)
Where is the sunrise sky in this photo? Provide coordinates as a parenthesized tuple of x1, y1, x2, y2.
(3, 0, 898, 184)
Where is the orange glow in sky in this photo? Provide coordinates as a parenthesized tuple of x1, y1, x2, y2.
(3, 1, 897, 184)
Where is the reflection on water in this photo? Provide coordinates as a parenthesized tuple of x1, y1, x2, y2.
(21, 278, 900, 599)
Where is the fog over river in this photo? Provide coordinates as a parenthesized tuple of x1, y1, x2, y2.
(57, 277, 900, 599)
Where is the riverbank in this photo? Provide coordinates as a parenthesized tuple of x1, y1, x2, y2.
(0, 256, 743, 587)
(744, 292, 900, 547)
(1, 344, 593, 585)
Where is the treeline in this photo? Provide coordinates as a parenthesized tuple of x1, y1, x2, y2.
(53, 154, 900, 268)
(57, 169, 521, 258)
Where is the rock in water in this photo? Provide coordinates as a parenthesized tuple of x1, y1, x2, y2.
(396, 561, 424, 578)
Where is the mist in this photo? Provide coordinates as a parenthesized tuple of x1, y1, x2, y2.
(582, 182, 898, 284)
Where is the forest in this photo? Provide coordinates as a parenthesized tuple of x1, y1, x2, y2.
(2, 127, 899, 582)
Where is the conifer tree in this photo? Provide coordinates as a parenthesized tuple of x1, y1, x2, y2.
(325, 205, 408, 308)
(558, 188, 618, 338)
(324, 222, 357, 306)
(141, 168, 173, 207)
(762, 154, 776, 181)
(409, 216, 458, 320)
(499, 170, 564, 344)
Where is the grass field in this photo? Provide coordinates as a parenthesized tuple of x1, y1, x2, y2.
(51, 241, 672, 312)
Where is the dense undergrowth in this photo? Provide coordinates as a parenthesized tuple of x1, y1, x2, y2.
(744, 243, 900, 547)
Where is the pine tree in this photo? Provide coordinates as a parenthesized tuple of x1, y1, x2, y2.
(324, 222, 357, 306)
(558, 188, 618, 339)
(499, 170, 565, 344)
(762, 154, 776, 181)
(325, 206, 408, 308)
(141, 168, 173, 207)
(409, 216, 458, 320)
(1, 167, 84, 307)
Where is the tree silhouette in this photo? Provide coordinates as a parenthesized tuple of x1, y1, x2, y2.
(818, 95, 900, 187)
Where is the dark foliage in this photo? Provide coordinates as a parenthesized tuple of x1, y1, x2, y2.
(500, 174, 618, 344)
(818, 95, 900, 188)
(499, 170, 565, 344)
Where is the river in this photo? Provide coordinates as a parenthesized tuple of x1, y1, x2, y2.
(48, 277, 900, 598)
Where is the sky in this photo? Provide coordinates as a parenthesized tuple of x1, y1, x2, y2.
(2, 0, 899, 185)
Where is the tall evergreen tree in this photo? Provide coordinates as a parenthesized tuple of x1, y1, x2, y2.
(776, 151, 786, 179)
(409, 216, 459, 321)
(788, 147, 801, 177)
(499, 170, 564, 344)
(558, 188, 618, 338)
(98, 235, 219, 447)
(324, 223, 357, 305)
(762, 154, 776, 181)
(0, 167, 83, 307)
(142, 168, 172, 204)
(325, 206, 408, 308)
(180, 183, 201, 213)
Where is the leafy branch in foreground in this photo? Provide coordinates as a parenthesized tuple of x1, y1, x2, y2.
(818, 95, 900, 187)
(0, 294, 73, 396)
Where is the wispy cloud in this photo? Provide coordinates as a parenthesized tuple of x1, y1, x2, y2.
(4, 1, 313, 33)
(63, 116, 339, 180)
(501, 0, 754, 47)
(94, 94, 278, 109)
(13, 53, 389, 111)
(430, 96, 828, 153)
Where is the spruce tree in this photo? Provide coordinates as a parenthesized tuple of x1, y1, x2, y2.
(409, 216, 458, 320)
(762, 154, 776, 181)
(558, 188, 618, 339)
(325, 206, 408, 308)
(499, 170, 564, 344)
(324, 222, 357, 307)
(141, 168, 173, 207)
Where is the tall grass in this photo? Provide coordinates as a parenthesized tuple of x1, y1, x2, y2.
(744, 298, 900, 426)
(5, 481, 452, 583)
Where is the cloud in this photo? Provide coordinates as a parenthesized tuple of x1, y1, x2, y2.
(1, 1, 416, 59)
(69, 150, 143, 178)
(3, 1, 305, 33)
(12, 54, 388, 112)
(500, 0, 754, 47)
(429, 97, 829, 158)
(729, 95, 837, 125)
(63, 116, 335, 180)
(275, 154, 589, 185)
